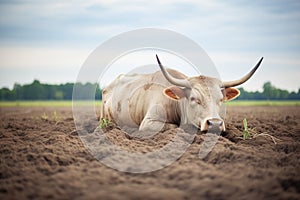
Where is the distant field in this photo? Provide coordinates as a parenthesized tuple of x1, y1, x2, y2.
(0, 100, 299, 107)
(226, 100, 300, 106)
(0, 101, 102, 107)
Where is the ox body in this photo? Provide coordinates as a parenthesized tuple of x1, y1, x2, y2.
(101, 55, 263, 132)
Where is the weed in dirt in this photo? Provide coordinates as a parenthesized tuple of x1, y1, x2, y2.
(53, 111, 60, 122)
(240, 118, 280, 144)
(40, 111, 61, 124)
(99, 118, 113, 128)
(41, 112, 48, 120)
(243, 118, 250, 140)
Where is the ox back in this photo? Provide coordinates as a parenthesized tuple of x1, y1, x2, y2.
(101, 69, 187, 131)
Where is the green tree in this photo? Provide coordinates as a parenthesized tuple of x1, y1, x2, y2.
(263, 82, 273, 99)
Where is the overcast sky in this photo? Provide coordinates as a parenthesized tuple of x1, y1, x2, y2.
(0, 0, 299, 91)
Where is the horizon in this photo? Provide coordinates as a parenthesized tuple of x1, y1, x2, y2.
(0, 1, 299, 92)
(1, 79, 298, 93)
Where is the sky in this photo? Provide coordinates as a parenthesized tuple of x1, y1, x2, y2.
(0, 0, 299, 92)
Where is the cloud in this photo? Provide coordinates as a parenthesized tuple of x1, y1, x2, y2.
(1, 0, 299, 51)
(0, 45, 91, 88)
(0, 0, 299, 91)
(0, 46, 90, 69)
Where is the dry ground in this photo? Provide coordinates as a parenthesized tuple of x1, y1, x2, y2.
(0, 106, 299, 200)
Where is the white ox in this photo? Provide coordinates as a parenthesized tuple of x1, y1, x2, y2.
(101, 55, 263, 132)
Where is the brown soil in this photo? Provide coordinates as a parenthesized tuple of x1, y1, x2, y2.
(0, 106, 299, 200)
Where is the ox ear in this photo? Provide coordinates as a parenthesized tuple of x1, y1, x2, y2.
(163, 86, 186, 101)
(223, 87, 240, 101)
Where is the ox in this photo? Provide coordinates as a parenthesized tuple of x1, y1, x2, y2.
(101, 55, 263, 132)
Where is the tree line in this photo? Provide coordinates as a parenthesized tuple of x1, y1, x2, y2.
(0, 80, 299, 100)
(237, 82, 300, 100)
(0, 80, 102, 100)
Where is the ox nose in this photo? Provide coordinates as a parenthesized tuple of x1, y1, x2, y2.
(202, 118, 225, 133)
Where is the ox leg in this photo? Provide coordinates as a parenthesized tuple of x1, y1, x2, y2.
(139, 104, 177, 132)
(140, 119, 178, 132)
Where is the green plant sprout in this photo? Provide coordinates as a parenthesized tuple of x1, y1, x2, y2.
(99, 118, 113, 128)
(53, 111, 60, 122)
(243, 118, 250, 140)
(241, 118, 280, 144)
(41, 112, 48, 120)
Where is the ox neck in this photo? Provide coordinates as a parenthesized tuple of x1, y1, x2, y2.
(178, 98, 189, 125)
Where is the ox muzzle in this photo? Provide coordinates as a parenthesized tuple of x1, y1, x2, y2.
(201, 118, 225, 133)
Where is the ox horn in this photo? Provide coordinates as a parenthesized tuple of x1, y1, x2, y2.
(223, 57, 264, 88)
(156, 55, 191, 88)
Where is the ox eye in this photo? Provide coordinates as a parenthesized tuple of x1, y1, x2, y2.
(190, 97, 201, 104)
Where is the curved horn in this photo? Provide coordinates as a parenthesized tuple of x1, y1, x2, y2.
(223, 57, 263, 88)
(156, 54, 191, 88)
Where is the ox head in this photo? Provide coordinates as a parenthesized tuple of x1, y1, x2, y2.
(156, 55, 263, 132)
